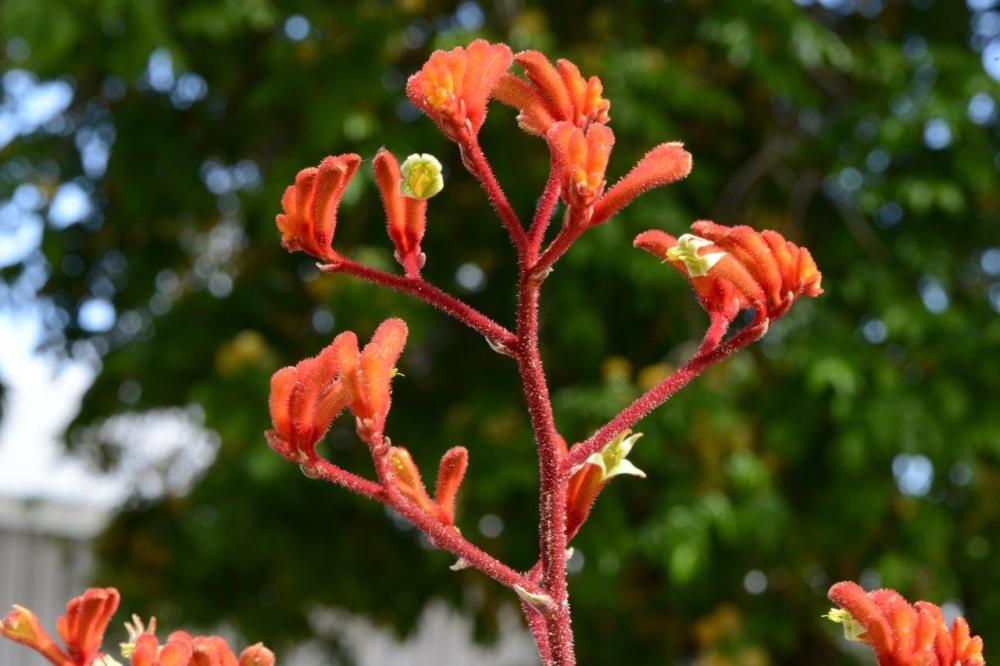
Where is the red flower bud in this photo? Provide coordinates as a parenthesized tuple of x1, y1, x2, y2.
(494, 51, 610, 136)
(56, 587, 119, 666)
(592, 142, 692, 226)
(353, 318, 408, 443)
(276, 154, 361, 262)
(546, 122, 615, 215)
(827, 581, 985, 666)
(434, 446, 469, 525)
(407, 40, 513, 141)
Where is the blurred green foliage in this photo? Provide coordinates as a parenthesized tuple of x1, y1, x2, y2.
(2, 0, 999, 663)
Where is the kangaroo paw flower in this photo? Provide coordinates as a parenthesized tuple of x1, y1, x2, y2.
(827, 581, 985, 666)
(276, 154, 361, 262)
(546, 121, 615, 219)
(634, 223, 822, 330)
(494, 51, 610, 136)
(407, 39, 513, 142)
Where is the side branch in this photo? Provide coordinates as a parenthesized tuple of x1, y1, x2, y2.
(320, 257, 518, 351)
(460, 138, 530, 258)
(367, 442, 538, 594)
(528, 160, 562, 256)
(564, 322, 765, 472)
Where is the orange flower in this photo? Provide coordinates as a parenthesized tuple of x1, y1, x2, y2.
(388, 445, 469, 525)
(827, 581, 985, 666)
(1, 588, 119, 666)
(565, 432, 645, 539)
(267, 332, 355, 462)
(494, 51, 610, 136)
(276, 154, 361, 262)
(407, 39, 513, 141)
(634, 222, 822, 328)
(56, 588, 120, 665)
(267, 318, 409, 457)
(1, 604, 68, 665)
(546, 121, 615, 214)
(131, 633, 193, 666)
(373, 148, 430, 276)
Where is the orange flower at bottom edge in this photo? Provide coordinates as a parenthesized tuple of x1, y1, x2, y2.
(827, 581, 984, 666)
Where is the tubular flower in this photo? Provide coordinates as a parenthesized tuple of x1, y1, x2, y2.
(267, 318, 409, 456)
(494, 50, 611, 136)
(373, 149, 435, 275)
(267, 332, 356, 463)
(130, 633, 192, 666)
(634, 222, 822, 330)
(591, 142, 693, 226)
(57, 588, 120, 666)
(546, 121, 615, 215)
(276, 153, 361, 262)
(827, 581, 985, 666)
(565, 432, 645, 540)
(406, 39, 513, 141)
(1, 604, 69, 665)
(1, 588, 119, 666)
(388, 445, 469, 526)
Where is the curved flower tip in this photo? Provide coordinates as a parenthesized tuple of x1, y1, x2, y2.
(407, 39, 513, 141)
(593, 142, 693, 225)
(494, 50, 611, 136)
(634, 223, 822, 328)
(434, 446, 469, 525)
(827, 581, 985, 666)
(546, 121, 615, 215)
(57, 587, 120, 665)
(277, 154, 361, 262)
(131, 633, 192, 666)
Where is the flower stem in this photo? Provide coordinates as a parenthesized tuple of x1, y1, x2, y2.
(514, 271, 576, 666)
(459, 137, 529, 259)
(320, 257, 517, 352)
(564, 322, 764, 472)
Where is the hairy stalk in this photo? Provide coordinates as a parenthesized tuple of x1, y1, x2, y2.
(320, 256, 517, 352)
(459, 137, 530, 258)
(515, 272, 576, 666)
(565, 322, 765, 472)
(528, 160, 562, 256)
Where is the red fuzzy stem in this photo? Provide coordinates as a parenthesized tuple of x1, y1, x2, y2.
(459, 137, 529, 259)
(320, 257, 517, 352)
(564, 322, 763, 472)
(532, 219, 585, 280)
(514, 273, 576, 665)
(528, 160, 562, 257)
(310, 459, 385, 501)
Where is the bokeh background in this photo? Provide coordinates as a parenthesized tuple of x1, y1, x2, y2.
(1, 0, 999, 664)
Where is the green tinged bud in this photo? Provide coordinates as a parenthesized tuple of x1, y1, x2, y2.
(400, 153, 444, 200)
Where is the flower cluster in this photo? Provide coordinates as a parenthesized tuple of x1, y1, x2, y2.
(267, 318, 408, 461)
(634, 221, 822, 334)
(1, 589, 273, 666)
(827, 581, 984, 666)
